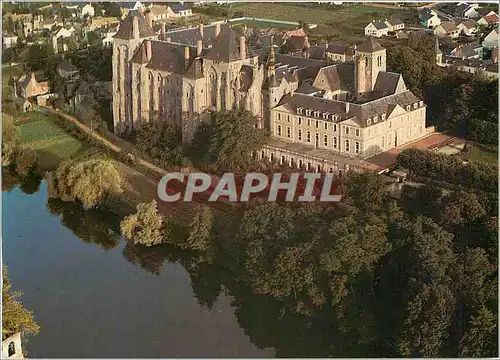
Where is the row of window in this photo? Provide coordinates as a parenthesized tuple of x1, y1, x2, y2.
(276, 126, 360, 154)
(276, 124, 361, 137)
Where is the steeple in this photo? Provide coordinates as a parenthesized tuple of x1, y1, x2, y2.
(267, 40, 276, 74)
(435, 35, 442, 66)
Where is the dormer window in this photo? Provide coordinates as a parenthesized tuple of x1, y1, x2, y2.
(323, 112, 329, 119)
(406, 105, 411, 111)
(419, 101, 423, 106)
(367, 118, 372, 126)
(314, 111, 320, 117)
(413, 103, 418, 109)
(306, 109, 311, 116)
(373, 116, 378, 124)
(381, 113, 386, 120)
(297, 107, 303, 114)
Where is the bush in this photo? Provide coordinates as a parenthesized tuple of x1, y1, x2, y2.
(120, 200, 164, 247)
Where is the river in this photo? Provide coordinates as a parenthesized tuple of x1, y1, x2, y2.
(2, 179, 276, 358)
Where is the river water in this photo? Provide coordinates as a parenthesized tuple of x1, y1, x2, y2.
(2, 180, 275, 358)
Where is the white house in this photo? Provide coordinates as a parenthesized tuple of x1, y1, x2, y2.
(364, 21, 389, 37)
(457, 20, 478, 36)
(81, 3, 95, 18)
(419, 10, 441, 29)
(168, 4, 192, 17)
(385, 19, 405, 32)
(2, 34, 18, 49)
(482, 28, 499, 49)
(150, 5, 169, 21)
(477, 12, 499, 27)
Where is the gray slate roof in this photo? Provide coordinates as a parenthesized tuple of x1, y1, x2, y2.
(356, 37, 385, 53)
(114, 11, 156, 40)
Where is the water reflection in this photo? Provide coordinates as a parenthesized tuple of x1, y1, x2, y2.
(46, 197, 121, 251)
(2, 168, 42, 194)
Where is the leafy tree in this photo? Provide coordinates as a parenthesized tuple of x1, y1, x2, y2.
(398, 283, 455, 357)
(55, 159, 123, 207)
(186, 205, 214, 251)
(136, 121, 183, 167)
(459, 306, 497, 357)
(2, 267, 40, 340)
(2, 116, 20, 167)
(13, 147, 37, 177)
(345, 172, 387, 210)
(191, 110, 268, 172)
(120, 200, 164, 247)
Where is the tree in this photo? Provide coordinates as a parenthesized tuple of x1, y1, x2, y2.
(2, 116, 20, 167)
(120, 200, 164, 247)
(191, 110, 268, 172)
(398, 283, 455, 357)
(459, 306, 497, 357)
(14, 147, 37, 177)
(345, 172, 387, 210)
(55, 159, 123, 207)
(186, 205, 214, 251)
(136, 121, 183, 167)
(2, 267, 40, 340)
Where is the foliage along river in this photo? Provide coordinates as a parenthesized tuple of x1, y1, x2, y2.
(2, 179, 276, 358)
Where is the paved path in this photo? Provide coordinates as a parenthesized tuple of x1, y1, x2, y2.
(46, 108, 168, 176)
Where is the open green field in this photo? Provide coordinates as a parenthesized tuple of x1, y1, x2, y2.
(465, 145, 498, 166)
(15, 112, 90, 171)
(228, 3, 418, 43)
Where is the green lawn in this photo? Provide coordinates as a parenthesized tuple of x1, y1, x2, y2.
(228, 3, 417, 43)
(465, 145, 498, 166)
(15, 111, 90, 171)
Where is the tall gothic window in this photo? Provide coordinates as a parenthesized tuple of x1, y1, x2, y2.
(208, 69, 217, 108)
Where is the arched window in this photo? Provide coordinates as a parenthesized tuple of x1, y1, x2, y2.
(365, 57, 368, 68)
(307, 162, 311, 171)
(317, 164, 321, 173)
(8, 342, 15, 357)
(261, 150, 265, 159)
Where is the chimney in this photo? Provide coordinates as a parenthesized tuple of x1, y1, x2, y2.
(145, 10, 153, 29)
(161, 22, 166, 40)
(197, 39, 203, 56)
(184, 46, 190, 70)
(146, 40, 152, 61)
(215, 23, 221, 38)
(132, 15, 139, 39)
(199, 23, 204, 38)
(240, 36, 246, 60)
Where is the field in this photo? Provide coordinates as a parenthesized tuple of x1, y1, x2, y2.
(227, 3, 418, 43)
(465, 144, 498, 165)
(15, 112, 89, 171)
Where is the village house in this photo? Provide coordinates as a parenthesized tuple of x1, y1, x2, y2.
(324, 43, 355, 63)
(81, 3, 95, 18)
(446, 41, 482, 60)
(365, 21, 389, 37)
(482, 28, 499, 49)
(2, 33, 18, 49)
(17, 72, 50, 99)
(435, 22, 460, 39)
(477, 12, 499, 27)
(112, 12, 431, 174)
(168, 4, 193, 17)
(419, 9, 441, 29)
(457, 19, 478, 36)
(385, 19, 405, 32)
(149, 5, 169, 21)
(102, 25, 119, 47)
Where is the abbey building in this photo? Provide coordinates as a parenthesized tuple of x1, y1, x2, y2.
(112, 11, 430, 173)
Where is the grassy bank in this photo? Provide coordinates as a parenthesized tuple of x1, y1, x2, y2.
(14, 112, 90, 171)
(465, 144, 498, 165)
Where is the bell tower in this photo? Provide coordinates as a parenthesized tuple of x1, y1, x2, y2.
(354, 37, 386, 95)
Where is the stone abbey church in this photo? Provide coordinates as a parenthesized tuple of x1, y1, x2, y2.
(112, 11, 429, 173)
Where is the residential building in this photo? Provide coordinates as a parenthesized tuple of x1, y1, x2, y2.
(482, 28, 499, 49)
(112, 12, 430, 173)
(150, 5, 169, 21)
(168, 4, 193, 17)
(81, 3, 95, 18)
(457, 19, 478, 36)
(440, 3, 479, 19)
(365, 21, 389, 37)
(477, 13, 499, 26)
(17, 73, 50, 98)
(419, 10, 441, 29)
(385, 18, 405, 32)
(446, 41, 482, 59)
(435, 22, 460, 39)
(324, 43, 355, 63)
(2, 34, 18, 49)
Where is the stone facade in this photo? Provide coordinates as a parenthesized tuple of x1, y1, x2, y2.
(2, 332, 23, 359)
(113, 13, 429, 173)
